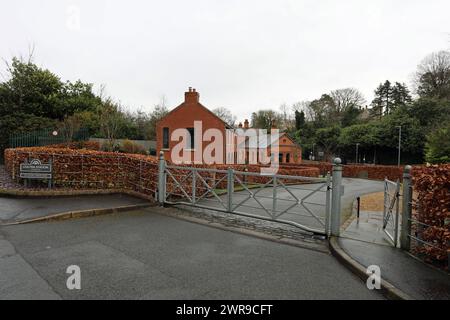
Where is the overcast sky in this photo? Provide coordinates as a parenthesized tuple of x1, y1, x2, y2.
(1, 0, 449, 120)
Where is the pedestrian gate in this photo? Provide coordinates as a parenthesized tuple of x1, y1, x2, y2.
(157, 155, 344, 237)
(383, 178, 401, 247)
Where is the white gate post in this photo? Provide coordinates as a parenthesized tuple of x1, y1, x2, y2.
(400, 165, 413, 250)
(158, 151, 166, 205)
(331, 158, 343, 237)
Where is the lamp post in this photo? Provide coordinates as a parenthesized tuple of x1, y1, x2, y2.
(396, 126, 402, 167)
(355, 143, 360, 164)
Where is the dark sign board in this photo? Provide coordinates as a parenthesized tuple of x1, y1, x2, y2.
(20, 163, 52, 173)
(19, 159, 52, 180)
(19, 172, 52, 179)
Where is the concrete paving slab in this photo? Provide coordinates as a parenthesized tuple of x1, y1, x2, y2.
(342, 211, 393, 245)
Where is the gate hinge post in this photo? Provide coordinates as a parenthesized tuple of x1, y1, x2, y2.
(330, 158, 343, 237)
(325, 172, 332, 236)
(400, 165, 413, 250)
(227, 168, 234, 213)
(158, 151, 166, 205)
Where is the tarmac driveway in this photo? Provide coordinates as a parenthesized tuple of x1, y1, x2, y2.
(0, 207, 383, 300)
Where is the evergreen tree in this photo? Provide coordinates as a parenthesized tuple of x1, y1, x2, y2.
(294, 110, 305, 130)
(371, 81, 411, 118)
(391, 82, 412, 108)
(370, 80, 393, 118)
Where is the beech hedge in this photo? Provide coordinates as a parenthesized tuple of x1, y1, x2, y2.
(412, 164, 450, 267)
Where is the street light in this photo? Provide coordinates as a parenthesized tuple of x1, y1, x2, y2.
(355, 143, 360, 164)
(396, 126, 402, 167)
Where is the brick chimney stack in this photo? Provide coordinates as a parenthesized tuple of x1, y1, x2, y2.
(185, 87, 200, 103)
(244, 119, 249, 129)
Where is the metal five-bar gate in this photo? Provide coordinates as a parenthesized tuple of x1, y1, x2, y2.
(157, 153, 344, 237)
(383, 178, 401, 247)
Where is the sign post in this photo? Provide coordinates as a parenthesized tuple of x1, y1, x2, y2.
(20, 159, 53, 188)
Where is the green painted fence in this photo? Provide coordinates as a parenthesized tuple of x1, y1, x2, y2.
(9, 128, 90, 148)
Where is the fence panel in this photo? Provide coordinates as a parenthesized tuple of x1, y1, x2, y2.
(9, 128, 90, 148)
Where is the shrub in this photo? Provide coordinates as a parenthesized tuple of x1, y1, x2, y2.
(48, 141, 100, 150)
(412, 164, 450, 268)
(425, 124, 450, 164)
(101, 140, 119, 152)
(120, 139, 147, 155)
(4, 147, 158, 195)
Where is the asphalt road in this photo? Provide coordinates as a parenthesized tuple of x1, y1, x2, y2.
(0, 207, 383, 300)
(195, 178, 385, 232)
(0, 194, 148, 224)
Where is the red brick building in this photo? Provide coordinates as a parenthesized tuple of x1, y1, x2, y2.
(156, 88, 232, 163)
(277, 133, 303, 164)
(156, 88, 302, 164)
(236, 120, 303, 165)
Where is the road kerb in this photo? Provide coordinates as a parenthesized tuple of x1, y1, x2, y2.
(329, 236, 413, 300)
(1, 203, 152, 226)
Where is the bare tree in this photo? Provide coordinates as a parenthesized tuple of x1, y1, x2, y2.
(146, 101, 169, 140)
(99, 98, 123, 151)
(414, 50, 450, 99)
(292, 101, 314, 121)
(212, 107, 237, 126)
(279, 103, 294, 131)
(330, 88, 366, 114)
(291, 89, 364, 125)
(309, 94, 335, 124)
(59, 114, 81, 142)
(251, 110, 283, 131)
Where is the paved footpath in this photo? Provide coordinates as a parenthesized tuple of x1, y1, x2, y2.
(337, 237, 450, 300)
(0, 194, 148, 224)
(0, 207, 383, 300)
